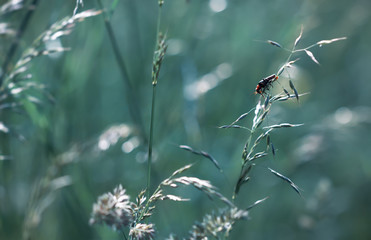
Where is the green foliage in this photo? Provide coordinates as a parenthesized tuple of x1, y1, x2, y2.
(1, 0, 371, 240)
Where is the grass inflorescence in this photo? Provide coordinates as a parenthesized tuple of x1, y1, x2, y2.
(0, 1, 347, 239)
(88, 6, 345, 239)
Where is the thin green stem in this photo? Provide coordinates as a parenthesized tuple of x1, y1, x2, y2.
(96, 0, 148, 144)
(138, 182, 162, 222)
(146, 85, 156, 197)
(284, 42, 319, 66)
(146, 3, 162, 199)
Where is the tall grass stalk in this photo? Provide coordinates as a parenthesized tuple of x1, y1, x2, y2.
(96, 0, 147, 143)
(88, 5, 346, 238)
(231, 29, 346, 200)
(146, 1, 163, 199)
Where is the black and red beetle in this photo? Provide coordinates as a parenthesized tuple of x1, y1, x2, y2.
(255, 74, 279, 95)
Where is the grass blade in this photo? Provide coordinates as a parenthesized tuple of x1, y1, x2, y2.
(304, 49, 320, 65)
(233, 164, 254, 199)
(268, 168, 302, 197)
(267, 40, 282, 48)
(220, 108, 254, 129)
(289, 80, 299, 101)
(246, 196, 269, 210)
(179, 145, 222, 172)
(317, 37, 347, 46)
(294, 25, 303, 47)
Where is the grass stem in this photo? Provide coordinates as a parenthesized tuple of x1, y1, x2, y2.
(96, 0, 148, 143)
(146, 3, 163, 199)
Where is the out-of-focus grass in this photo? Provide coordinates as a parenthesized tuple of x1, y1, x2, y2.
(1, 0, 371, 239)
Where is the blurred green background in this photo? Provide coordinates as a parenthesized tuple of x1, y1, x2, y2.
(1, 0, 371, 239)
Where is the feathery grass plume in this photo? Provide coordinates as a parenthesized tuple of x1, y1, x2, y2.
(0, 9, 100, 155)
(90, 164, 234, 238)
(0, 0, 39, 87)
(13, 9, 100, 74)
(134, 164, 234, 226)
(160, 173, 234, 207)
(186, 208, 249, 239)
(227, 27, 345, 199)
(0, 9, 100, 119)
(89, 185, 134, 230)
(167, 199, 267, 239)
(129, 223, 155, 240)
(2, 9, 100, 86)
(158, 165, 233, 207)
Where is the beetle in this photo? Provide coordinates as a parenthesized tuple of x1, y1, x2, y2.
(255, 74, 279, 95)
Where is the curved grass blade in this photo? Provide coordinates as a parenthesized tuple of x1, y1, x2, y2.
(267, 40, 282, 48)
(246, 196, 269, 210)
(169, 164, 193, 178)
(271, 143, 276, 156)
(283, 88, 290, 98)
(219, 124, 251, 131)
(179, 145, 222, 172)
(266, 134, 270, 148)
(268, 168, 302, 197)
(289, 80, 299, 101)
(317, 37, 346, 47)
(250, 152, 268, 161)
(304, 49, 320, 65)
(263, 123, 303, 129)
(219, 108, 254, 129)
(233, 164, 254, 199)
(294, 25, 303, 47)
(264, 95, 270, 109)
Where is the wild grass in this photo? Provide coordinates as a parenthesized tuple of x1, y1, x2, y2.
(87, 2, 345, 240)
(0, 1, 99, 239)
(0, 0, 346, 240)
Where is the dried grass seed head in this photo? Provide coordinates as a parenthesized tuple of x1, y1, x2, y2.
(187, 208, 249, 239)
(89, 185, 134, 230)
(129, 223, 156, 240)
